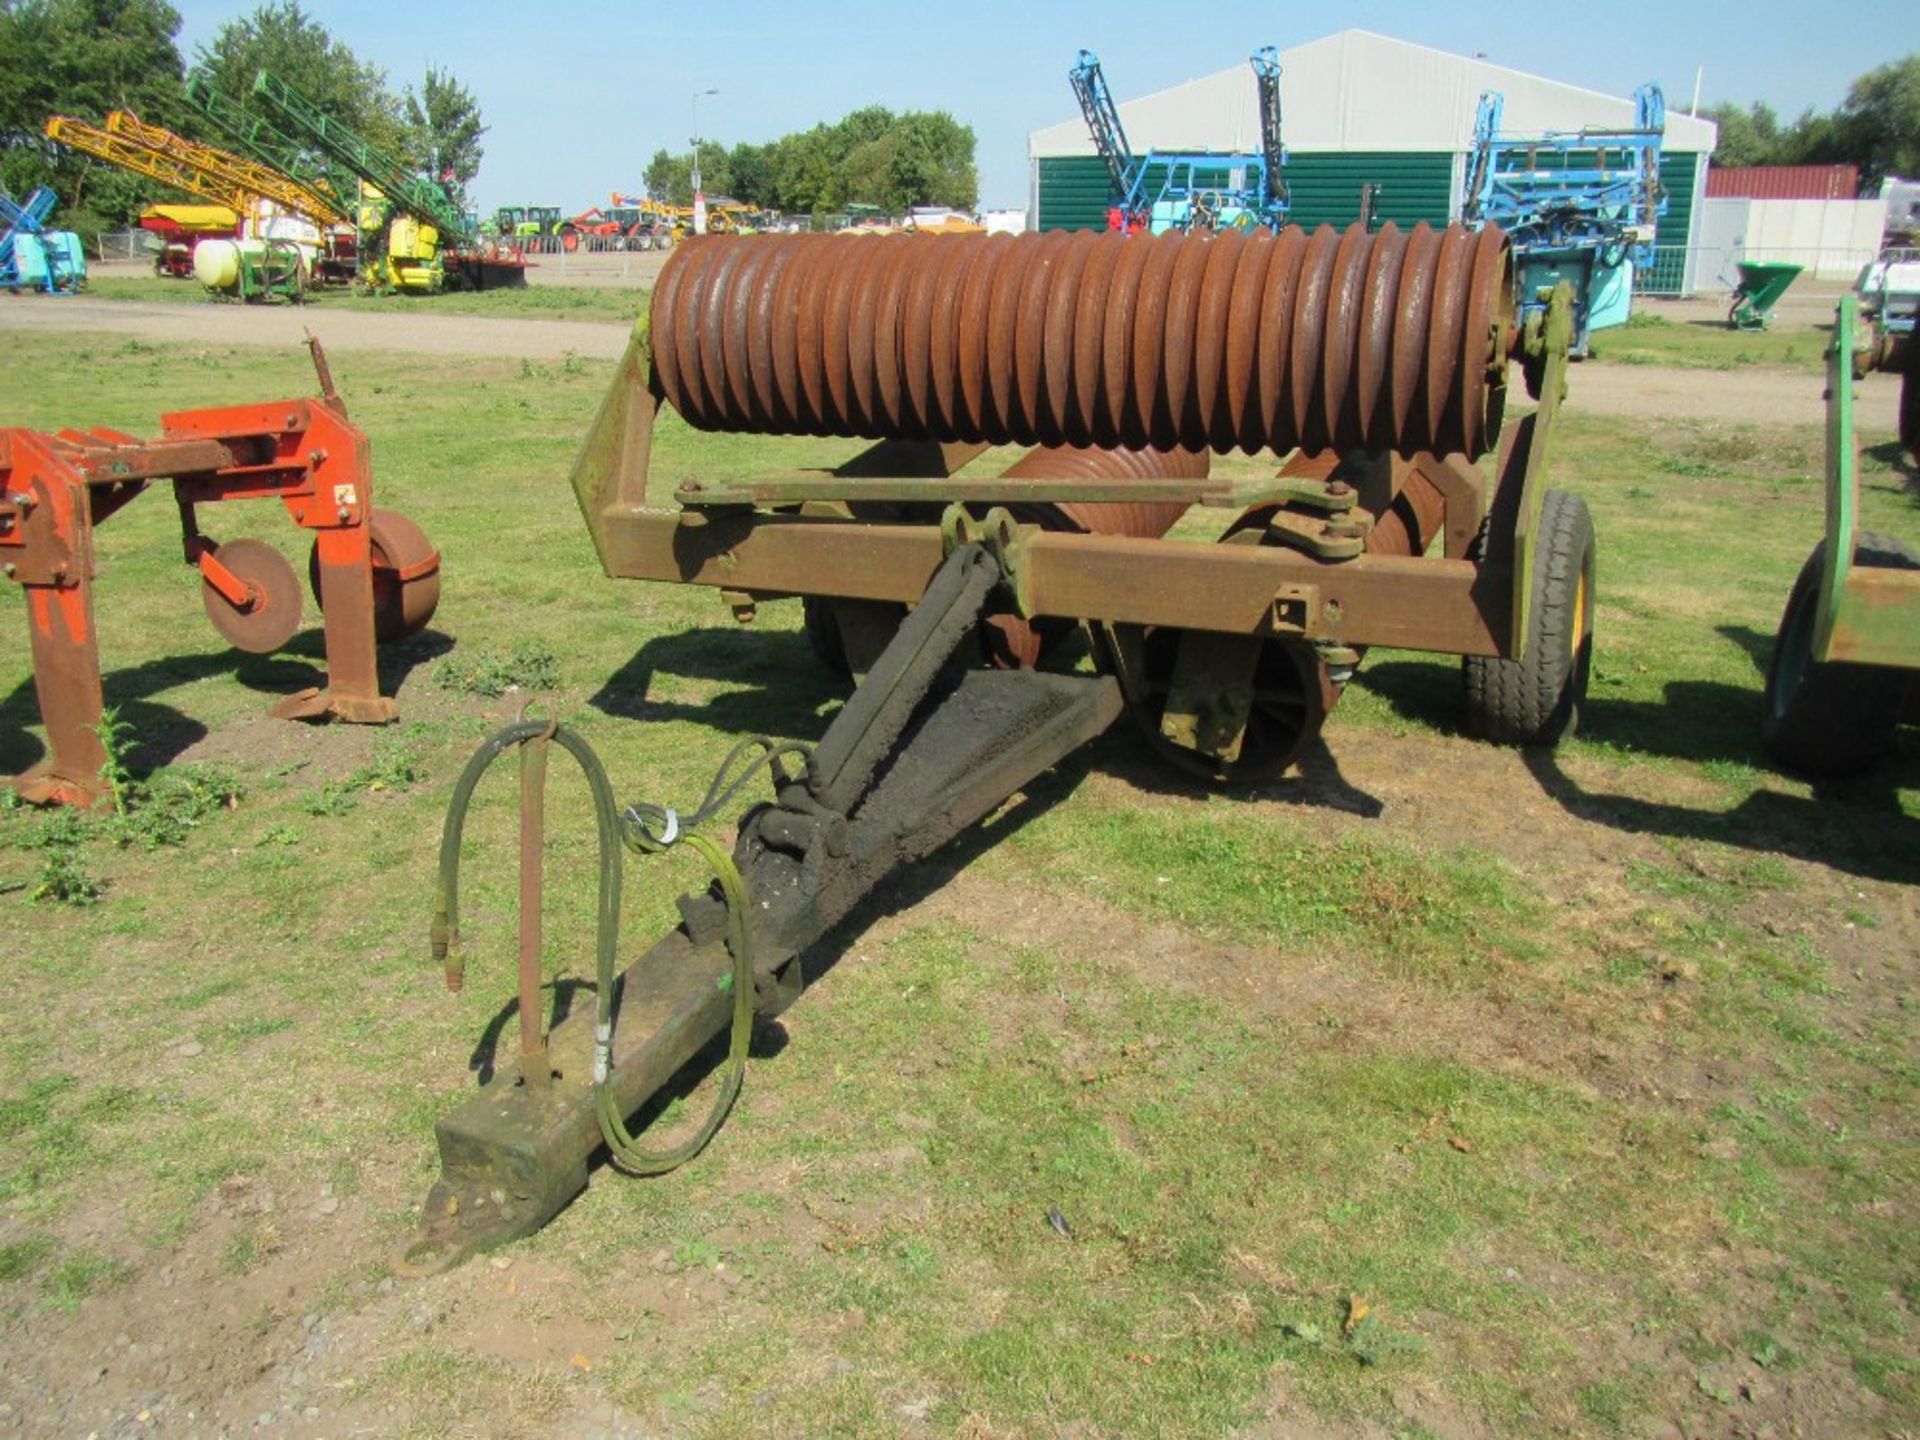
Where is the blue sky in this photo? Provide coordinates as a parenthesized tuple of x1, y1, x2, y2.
(176, 2, 1912, 212)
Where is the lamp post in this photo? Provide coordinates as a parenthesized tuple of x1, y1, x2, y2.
(690, 87, 718, 234)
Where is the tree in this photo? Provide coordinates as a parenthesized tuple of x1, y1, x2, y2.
(887, 110, 977, 209)
(675, 105, 980, 215)
(195, 1, 406, 157)
(727, 141, 772, 208)
(1701, 101, 1784, 169)
(644, 141, 729, 205)
(1832, 55, 1920, 185)
(406, 66, 484, 206)
(768, 125, 841, 212)
(1704, 53, 1920, 188)
(0, 0, 189, 233)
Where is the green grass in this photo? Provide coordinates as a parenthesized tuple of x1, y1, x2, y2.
(434, 638, 561, 697)
(1000, 801, 1541, 980)
(83, 271, 649, 323)
(1587, 310, 1825, 371)
(0, 328, 1913, 1435)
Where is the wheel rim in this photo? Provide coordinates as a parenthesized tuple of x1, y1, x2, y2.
(204, 538, 303, 654)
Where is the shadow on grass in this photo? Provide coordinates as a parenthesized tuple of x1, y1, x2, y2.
(596, 624, 1385, 817)
(1359, 643, 1918, 883)
(1361, 653, 1778, 768)
(587, 626, 844, 741)
(1861, 438, 1919, 500)
(281, 623, 454, 695)
(1677, 318, 1834, 334)
(1075, 721, 1385, 818)
(468, 976, 596, 1087)
(0, 625, 453, 780)
(1522, 745, 1919, 885)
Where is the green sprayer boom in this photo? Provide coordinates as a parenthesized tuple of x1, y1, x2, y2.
(248, 70, 476, 248)
(183, 73, 356, 215)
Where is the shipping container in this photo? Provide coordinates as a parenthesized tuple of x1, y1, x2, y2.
(1705, 165, 1858, 201)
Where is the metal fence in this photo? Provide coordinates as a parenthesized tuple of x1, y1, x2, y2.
(1636, 243, 1881, 297)
(94, 229, 159, 263)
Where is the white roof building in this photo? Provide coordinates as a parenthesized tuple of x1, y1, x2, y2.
(1028, 30, 1718, 291)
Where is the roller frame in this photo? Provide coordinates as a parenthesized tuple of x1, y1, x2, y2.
(407, 253, 1576, 1267)
(571, 288, 1574, 667)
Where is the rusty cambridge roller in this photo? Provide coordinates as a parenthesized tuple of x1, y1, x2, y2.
(411, 220, 1592, 1267)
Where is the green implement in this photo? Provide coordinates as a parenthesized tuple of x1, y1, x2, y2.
(183, 74, 357, 216)
(1728, 259, 1802, 330)
(249, 69, 476, 249)
(1759, 292, 1920, 775)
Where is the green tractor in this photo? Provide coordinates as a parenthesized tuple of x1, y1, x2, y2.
(489, 205, 577, 254)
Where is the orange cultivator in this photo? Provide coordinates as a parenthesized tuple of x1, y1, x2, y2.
(1, 342, 439, 808)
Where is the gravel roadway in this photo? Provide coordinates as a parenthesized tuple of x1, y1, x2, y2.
(0, 294, 635, 363)
(1, 292, 1906, 431)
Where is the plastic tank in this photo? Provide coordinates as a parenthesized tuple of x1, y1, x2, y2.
(193, 237, 245, 290)
(10, 234, 49, 288)
(42, 231, 86, 287)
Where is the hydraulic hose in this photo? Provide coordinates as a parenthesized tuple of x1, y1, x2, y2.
(431, 718, 809, 1176)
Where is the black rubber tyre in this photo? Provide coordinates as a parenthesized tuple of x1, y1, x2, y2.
(1462, 488, 1596, 745)
(1760, 532, 1918, 777)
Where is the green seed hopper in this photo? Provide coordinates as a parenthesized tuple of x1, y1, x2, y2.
(1729, 259, 1802, 330)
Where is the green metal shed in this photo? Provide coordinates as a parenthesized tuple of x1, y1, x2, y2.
(1028, 29, 1717, 290)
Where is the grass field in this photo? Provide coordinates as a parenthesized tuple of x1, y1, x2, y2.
(0, 331, 1914, 1438)
(1586, 311, 1828, 372)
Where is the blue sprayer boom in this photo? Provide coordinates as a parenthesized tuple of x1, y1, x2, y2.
(1461, 84, 1666, 355)
(1068, 48, 1288, 234)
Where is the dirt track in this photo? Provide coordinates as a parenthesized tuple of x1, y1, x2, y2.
(0, 294, 1907, 430)
(0, 295, 635, 363)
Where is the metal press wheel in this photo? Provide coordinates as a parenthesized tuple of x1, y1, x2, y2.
(307, 508, 442, 643)
(203, 538, 304, 654)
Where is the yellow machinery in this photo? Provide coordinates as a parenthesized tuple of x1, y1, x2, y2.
(43, 114, 354, 298)
(102, 110, 347, 227)
(385, 214, 444, 292)
(356, 185, 444, 293)
(45, 116, 259, 219)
